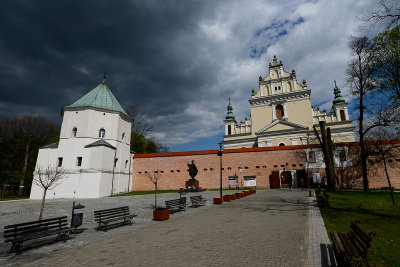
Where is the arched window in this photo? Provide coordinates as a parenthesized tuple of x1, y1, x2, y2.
(228, 125, 232, 135)
(340, 110, 346, 121)
(99, 128, 105, 138)
(122, 132, 126, 140)
(275, 104, 284, 119)
(279, 143, 286, 146)
(72, 127, 77, 137)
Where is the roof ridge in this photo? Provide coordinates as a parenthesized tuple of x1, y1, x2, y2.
(63, 81, 130, 117)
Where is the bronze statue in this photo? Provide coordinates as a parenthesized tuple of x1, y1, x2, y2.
(187, 160, 198, 180)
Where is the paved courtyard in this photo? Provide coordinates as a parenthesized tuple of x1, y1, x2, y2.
(0, 190, 333, 266)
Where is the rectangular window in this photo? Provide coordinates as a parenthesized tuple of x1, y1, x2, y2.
(308, 151, 316, 163)
(339, 151, 346, 162)
(77, 157, 82, 166)
(114, 158, 118, 167)
(58, 157, 63, 167)
(125, 160, 128, 169)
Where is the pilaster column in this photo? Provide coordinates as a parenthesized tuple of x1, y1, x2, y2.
(283, 103, 288, 119)
(272, 104, 276, 120)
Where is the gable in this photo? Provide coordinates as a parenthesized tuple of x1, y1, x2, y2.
(255, 120, 308, 137)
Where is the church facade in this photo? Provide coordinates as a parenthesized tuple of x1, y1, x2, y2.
(223, 56, 355, 149)
(30, 79, 133, 199)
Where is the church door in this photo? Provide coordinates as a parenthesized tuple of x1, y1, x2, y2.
(270, 171, 280, 189)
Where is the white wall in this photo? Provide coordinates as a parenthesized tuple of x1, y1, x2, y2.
(31, 108, 132, 199)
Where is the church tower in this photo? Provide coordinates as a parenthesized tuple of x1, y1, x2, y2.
(224, 98, 236, 136)
(30, 78, 133, 199)
(222, 56, 355, 148)
(331, 81, 349, 121)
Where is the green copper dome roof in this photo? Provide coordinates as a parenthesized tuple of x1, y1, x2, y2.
(225, 98, 235, 121)
(333, 81, 345, 105)
(64, 81, 129, 116)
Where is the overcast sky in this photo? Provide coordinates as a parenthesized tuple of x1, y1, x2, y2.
(0, 0, 381, 151)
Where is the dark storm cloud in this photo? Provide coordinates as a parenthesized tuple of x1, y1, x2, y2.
(0, 0, 215, 121)
(0, 0, 377, 148)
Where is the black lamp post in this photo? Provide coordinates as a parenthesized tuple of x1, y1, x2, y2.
(218, 142, 223, 198)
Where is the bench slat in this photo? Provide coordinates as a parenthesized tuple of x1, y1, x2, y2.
(4, 216, 67, 229)
(4, 223, 68, 238)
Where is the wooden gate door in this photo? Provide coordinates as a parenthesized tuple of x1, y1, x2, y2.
(281, 171, 288, 184)
(270, 171, 280, 189)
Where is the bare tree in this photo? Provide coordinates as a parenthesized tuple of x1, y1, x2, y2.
(362, 0, 400, 29)
(368, 127, 400, 205)
(347, 36, 375, 192)
(125, 104, 153, 136)
(313, 121, 336, 192)
(146, 170, 161, 209)
(33, 165, 67, 220)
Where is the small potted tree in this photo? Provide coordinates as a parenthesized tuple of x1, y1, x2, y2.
(146, 170, 170, 221)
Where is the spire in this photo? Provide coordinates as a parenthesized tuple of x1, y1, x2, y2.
(225, 98, 235, 121)
(102, 72, 107, 83)
(333, 80, 345, 105)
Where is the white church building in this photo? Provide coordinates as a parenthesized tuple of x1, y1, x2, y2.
(30, 79, 133, 199)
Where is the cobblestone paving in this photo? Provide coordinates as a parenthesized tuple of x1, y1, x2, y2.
(0, 190, 223, 266)
(19, 190, 310, 267)
(308, 196, 337, 267)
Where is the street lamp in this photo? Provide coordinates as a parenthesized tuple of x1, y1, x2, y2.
(218, 142, 223, 198)
(239, 162, 243, 189)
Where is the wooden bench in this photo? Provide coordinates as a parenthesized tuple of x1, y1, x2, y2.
(380, 187, 390, 192)
(165, 198, 186, 213)
(4, 216, 70, 253)
(94, 206, 136, 231)
(190, 195, 207, 207)
(330, 221, 375, 267)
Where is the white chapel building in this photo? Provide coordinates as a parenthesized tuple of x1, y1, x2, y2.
(30, 79, 133, 199)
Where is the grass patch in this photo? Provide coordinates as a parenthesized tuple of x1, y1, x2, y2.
(110, 190, 178, 197)
(320, 192, 400, 267)
(0, 196, 29, 201)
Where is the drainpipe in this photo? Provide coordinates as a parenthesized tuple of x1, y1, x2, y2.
(111, 148, 117, 196)
(128, 152, 133, 192)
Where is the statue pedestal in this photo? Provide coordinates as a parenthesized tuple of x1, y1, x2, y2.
(185, 179, 199, 189)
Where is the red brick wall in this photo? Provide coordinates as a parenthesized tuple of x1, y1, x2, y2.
(133, 146, 306, 190)
(131, 142, 400, 191)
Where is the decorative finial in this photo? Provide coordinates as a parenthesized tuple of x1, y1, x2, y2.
(259, 76, 262, 81)
(302, 79, 307, 85)
(251, 88, 255, 96)
(225, 98, 235, 121)
(334, 80, 337, 87)
(273, 55, 277, 65)
(333, 80, 345, 105)
(103, 72, 107, 82)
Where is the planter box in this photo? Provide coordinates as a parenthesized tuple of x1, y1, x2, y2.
(239, 192, 245, 198)
(235, 192, 241, 199)
(153, 208, 170, 221)
(230, 194, 236, 200)
(252, 189, 256, 194)
(213, 197, 223, 204)
(223, 195, 231, 202)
